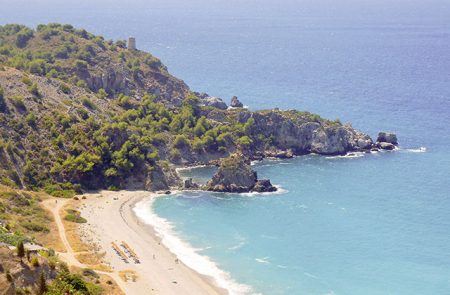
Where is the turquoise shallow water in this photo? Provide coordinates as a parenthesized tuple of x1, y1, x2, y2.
(152, 148, 450, 294)
(2, 0, 450, 293)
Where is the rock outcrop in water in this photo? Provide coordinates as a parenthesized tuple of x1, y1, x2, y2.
(204, 154, 277, 193)
(376, 132, 398, 150)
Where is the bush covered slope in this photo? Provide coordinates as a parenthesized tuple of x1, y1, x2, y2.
(0, 23, 375, 192)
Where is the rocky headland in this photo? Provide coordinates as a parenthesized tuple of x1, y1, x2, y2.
(0, 23, 398, 195)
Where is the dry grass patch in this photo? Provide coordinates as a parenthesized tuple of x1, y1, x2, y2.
(0, 185, 64, 250)
(61, 201, 90, 252)
(75, 251, 112, 272)
(118, 270, 138, 282)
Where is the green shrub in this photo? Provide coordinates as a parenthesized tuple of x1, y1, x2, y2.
(81, 97, 95, 109)
(21, 221, 48, 232)
(192, 137, 204, 152)
(15, 28, 33, 48)
(74, 59, 88, 70)
(237, 136, 252, 146)
(30, 256, 40, 267)
(9, 95, 26, 111)
(25, 112, 37, 127)
(59, 83, 70, 94)
(64, 209, 87, 223)
(97, 88, 107, 99)
(173, 134, 190, 149)
(28, 59, 47, 75)
(21, 75, 32, 86)
(46, 68, 59, 78)
(28, 83, 40, 96)
(44, 183, 77, 198)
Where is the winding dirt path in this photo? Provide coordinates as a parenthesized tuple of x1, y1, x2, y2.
(42, 198, 127, 293)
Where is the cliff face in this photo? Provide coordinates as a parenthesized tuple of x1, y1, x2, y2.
(0, 23, 389, 192)
(234, 110, 374, 155)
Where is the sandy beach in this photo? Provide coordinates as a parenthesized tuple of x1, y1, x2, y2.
(77, 190, 227, 295)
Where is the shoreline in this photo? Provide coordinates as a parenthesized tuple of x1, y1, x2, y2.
(77, 190, 228, 295)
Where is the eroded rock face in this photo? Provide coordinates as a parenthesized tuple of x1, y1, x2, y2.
(230, 96, 243, 108)
(203, 97, 228, 110)
(145, 162, 181, 191)
(236, 110, 376, 155)
(264, 149, 294, 159)
(205, 154, 276, 193)
(377, 132, 398, 145)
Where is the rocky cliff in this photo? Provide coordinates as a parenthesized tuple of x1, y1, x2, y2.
(0, 23, 396, 192)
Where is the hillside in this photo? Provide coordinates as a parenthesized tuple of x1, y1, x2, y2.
(0, 23, 377, 193)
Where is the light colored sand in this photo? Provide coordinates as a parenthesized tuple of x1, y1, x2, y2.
(42, 198, 126, 293)
(77, 190, 227, 295)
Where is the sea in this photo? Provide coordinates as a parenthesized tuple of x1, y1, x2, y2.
(2, 0, 450, 294)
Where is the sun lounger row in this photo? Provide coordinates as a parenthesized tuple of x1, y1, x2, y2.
(111, 242, 129, 263)
(121, 241, 140, 264)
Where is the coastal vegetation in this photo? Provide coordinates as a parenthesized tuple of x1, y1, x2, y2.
(0, 185, 53, 246)
(0, 23, 376, 194)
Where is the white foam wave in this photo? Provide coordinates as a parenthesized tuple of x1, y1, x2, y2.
(175, 164, 211, 173)
(228, 240, 247, 251)
(404, 147, 427, 153)
(240, 185, 288, 197)
(325, 152, 365, 159)
(304, 272, 319, 279)
(133, 197, 252, 295)
(255, 257, 270, 264)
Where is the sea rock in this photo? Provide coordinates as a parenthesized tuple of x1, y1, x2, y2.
(253, 179, 277, 192)
(377, 132, 398, 145)
(202, 96, 228, 110)
(183, 178, 199, 189)
(230, 96, 243, 108)
(377, 142, 396, 150)
(205, 154, 276, 193)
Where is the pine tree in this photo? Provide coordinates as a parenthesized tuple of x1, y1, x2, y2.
(16, 241, 25, 259)
(38, 271, 47, 294)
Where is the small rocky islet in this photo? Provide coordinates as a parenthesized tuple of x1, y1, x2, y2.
(0, 23, 397, 194)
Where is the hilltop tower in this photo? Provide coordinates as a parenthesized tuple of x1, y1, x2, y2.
(128, 37, 136, 51)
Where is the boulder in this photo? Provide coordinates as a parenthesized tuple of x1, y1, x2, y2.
(377, 132, 398, 145)
(203, 96, 227, 110)
(377, 142, 396, 150)
(205, 154, 276, 193)
(230, 96, 243, 108)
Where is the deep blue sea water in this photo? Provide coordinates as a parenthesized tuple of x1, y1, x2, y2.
(2, 0, 450, 293)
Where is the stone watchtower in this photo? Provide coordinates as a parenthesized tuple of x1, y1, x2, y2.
(127, 37, 136, 51)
